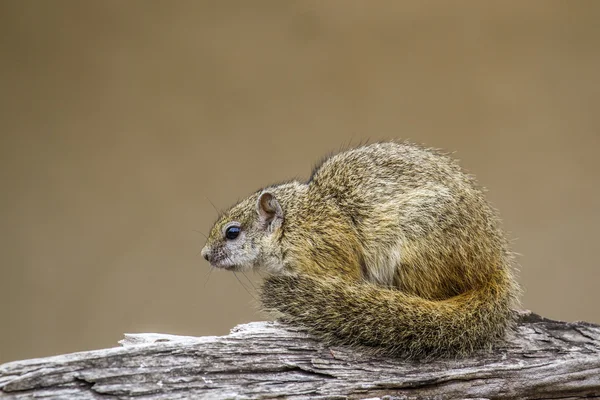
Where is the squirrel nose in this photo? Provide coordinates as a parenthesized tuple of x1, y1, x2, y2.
(200, 246, 211, 262)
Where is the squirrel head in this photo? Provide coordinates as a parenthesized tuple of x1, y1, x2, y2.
(201, 190, 286, 273)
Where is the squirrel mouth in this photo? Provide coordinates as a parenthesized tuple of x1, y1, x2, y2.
(210, 259, 238, 271)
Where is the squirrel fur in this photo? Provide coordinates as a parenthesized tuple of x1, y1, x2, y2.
(201, 142, 520, 358)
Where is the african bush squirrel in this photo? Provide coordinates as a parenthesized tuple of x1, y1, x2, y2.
(201, 142, 520, 358)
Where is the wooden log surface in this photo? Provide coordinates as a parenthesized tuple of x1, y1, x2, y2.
(1, 311, 599, 399)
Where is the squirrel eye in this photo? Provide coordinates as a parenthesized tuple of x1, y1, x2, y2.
(225, 226, 240, 240)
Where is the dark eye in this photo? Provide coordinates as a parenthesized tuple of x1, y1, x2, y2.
(225, 226, 240, 240)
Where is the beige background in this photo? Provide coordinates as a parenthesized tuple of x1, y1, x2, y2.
(1, 1, 599, 363)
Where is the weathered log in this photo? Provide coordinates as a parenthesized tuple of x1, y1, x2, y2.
(1, 311, 599, 399)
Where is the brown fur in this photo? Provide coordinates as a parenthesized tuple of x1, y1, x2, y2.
(201, 142, 520, 358)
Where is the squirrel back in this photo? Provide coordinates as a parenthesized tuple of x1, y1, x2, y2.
(201, 142, 520, 358)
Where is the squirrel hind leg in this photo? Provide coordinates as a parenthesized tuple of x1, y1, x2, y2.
(360, 242, 403, 287)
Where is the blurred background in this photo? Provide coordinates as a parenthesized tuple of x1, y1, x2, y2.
(1, 1, 599, 363)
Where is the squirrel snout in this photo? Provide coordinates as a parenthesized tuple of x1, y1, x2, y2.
(200, 246, 211, 262)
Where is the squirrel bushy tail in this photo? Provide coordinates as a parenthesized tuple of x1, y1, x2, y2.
(261, 267, 518, 358)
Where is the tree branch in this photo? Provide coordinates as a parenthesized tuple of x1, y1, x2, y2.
(1, 311, 599, 399)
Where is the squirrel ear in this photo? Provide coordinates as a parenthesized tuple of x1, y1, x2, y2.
(257, 191, 284, 232)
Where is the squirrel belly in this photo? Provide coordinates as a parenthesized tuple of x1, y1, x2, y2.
(202, 142, 521, 358)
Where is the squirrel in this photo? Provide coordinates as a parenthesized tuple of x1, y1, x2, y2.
(201, 141, 520, 358)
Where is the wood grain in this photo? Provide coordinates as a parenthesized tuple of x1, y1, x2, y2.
(1, 311, 599, 399)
